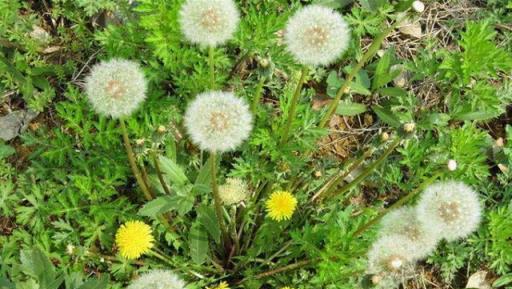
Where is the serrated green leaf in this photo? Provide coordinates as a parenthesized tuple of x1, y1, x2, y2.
(378, 87, 408, 98)
(158, 156, 189, 187)
(197, 205, 220, 244)
(77, 276, 108, 289)
(0, 142, 15, 159)
(188, 222, 208, 264)
(493, 274, 512, 287)
(138, 195, 194, 217)
(336, 102, 367, 116)
(372, 49, 394, 90)
(454, 110, 499, 121)
(313, 0, 354, 9)
(193, 156, 212, 195)
(372, 105, 401, 127)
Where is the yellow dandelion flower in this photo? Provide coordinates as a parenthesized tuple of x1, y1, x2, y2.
(266, 190, 297, 221)
(281, 287, 294, 289)
(115, 220, 154, 259)
(206, 281, 230, 289)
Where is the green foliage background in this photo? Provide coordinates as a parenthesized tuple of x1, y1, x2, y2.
(0, 0, 511, 288)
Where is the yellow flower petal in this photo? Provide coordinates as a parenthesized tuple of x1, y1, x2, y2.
(266, 191, 298, 221)
(115, 220, 154, 259)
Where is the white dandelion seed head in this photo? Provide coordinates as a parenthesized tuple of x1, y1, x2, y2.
(219, 177, 249, 205)
(367, 235, 419, 275)
(179, 0, 240, 47)
(284, 5, 351, 66)
(416, 181, 482, 241)
(84, 59, 147, 119)
(184, 91, 253, 152)
(379, 207, 440, 258)
(127, 270, 186, 289)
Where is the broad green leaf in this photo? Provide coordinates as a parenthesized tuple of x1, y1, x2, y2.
(193, 156, 212, 195)
(336, 102, 367, 116)
(77, 276, 108, 289)
(350, 80, 371, 96)
(158, 156, 189, 187)
(0, 278, 15, 289)
(0, 143, 15, 160)
(326, 71, 342, 97)
(197, 205, 220, 244)
(313, 0, 353, 9)
(138, 197, 174, 217)
(138, 195, 194, 217)
(188, 222, 208, 264)
(493, 274, 512, 287)
(454, 111, 499, 121)
(372, 105, 401, 127)
(378, 87, 408, 98)
(372, 49, 394, 90)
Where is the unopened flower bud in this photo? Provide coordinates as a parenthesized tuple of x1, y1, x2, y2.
(498, 163, 509, 174)
(447, 159, 457, 171)
(66, 244, 75, 255)
(314, 171, 322, 178)
(412, 1, 425, 13)
(157, 125, 166, 134)
(135, 139, 145, 146)
(371, 274, 382, 285)
(259, 58, 270, 68)
(381, 132, 390, 142)
(404, 122, 416, 133)
(496, 137, 504, 147)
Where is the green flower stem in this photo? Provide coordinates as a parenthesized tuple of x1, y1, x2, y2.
(150, 249, 175, 266)
(352, 172, 443, 237)
(280, 66, 308, 145)
(312, 147, 375, 203)
(151, 151, 172, 195)
(328, 138, 401, 201)
(210, 152, 229, 247)
(251, 76, 267, 113)
(319, 16, 407, 128)
(119, 118, 153, 201)
(209, 46, 215, 89)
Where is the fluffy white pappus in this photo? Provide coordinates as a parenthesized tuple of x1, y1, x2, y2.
(84, 59, 147, 119)
(184, 91, 253, 152)
(416, 181, 482, 241)
(127, 270, 186, 289)
(379, 207, 440, 258)
(179, 0, 240, 47)
(284, 5, 351, 66)
(367, 235, 419, 275)
(219, 177, 249, 205)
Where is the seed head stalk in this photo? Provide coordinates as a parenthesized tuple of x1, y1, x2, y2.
(319, 14, 407, 128)
(119, 118, 153, 201)
(210, 152, 230, 251)
(352, 171, 443, 237)
(209, 46, 215, 89)
(280, 66, 308, 145)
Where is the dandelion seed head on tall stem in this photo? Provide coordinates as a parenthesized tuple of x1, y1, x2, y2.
(284, 5, 351, 66)
(127, 270, 186, 289)
(179, 0, 240, 47)
(367, 235, 419, 275)
(416, 181, 482, 241)
(184, 91, 253, 152)
(84, 59, 147, 118)
(379, 207, 440, 258)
